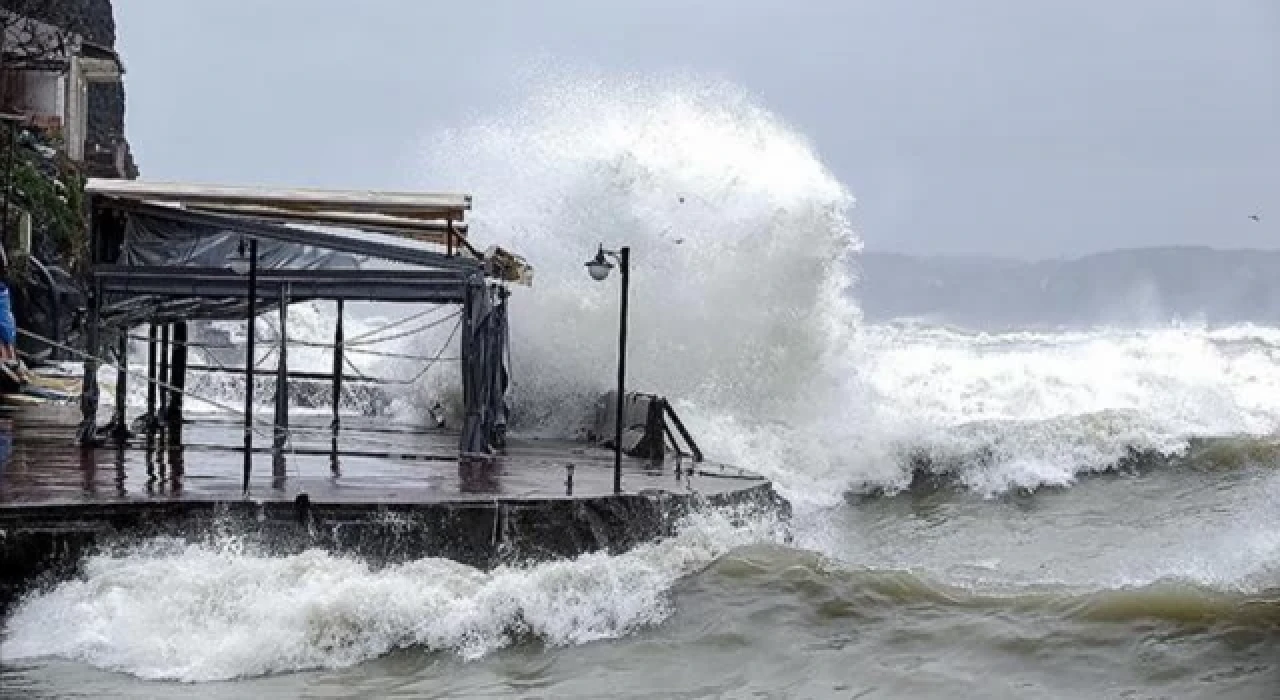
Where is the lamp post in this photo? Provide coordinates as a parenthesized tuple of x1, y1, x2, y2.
(585, 244, 630, 495)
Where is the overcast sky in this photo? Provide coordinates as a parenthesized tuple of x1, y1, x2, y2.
(114, 0, 1277, 259)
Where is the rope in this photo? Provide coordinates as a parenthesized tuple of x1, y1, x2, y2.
(345, 304, 450, 345)
(285, 337, 457, 362)
(338, 314, 463, 387)
(344, 309, 461, 348)
(18, 328, 279, 440)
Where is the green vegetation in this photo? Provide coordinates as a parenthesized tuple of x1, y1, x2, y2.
(6, 135, 87, 278)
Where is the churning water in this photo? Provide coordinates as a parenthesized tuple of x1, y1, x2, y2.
(2, 73, 1278, 698)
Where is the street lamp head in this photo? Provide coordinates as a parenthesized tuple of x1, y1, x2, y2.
(585, 244, 613, 281)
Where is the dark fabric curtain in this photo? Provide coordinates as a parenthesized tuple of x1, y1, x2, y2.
(458, 280, 510, 455)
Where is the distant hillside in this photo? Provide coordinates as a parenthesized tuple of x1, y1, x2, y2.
(855, 247, 1280, 329)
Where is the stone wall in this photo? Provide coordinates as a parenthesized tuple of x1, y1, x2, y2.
(0, 0, 136, 178)
(0, 0, 115, 46)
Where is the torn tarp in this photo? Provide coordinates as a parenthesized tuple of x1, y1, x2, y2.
(122, 208, 360, 270)
(459, 279, 510, 456)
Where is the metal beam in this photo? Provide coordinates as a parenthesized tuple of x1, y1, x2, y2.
(96, 266, 469, 304)
(186, 203, 470, 236)
(85, 179, 471, 218)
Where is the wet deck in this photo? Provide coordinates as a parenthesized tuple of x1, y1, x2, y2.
(0, 405, 782, 606)
(0, 404, 765, 509)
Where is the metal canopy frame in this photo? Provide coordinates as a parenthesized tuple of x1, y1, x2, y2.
(77, 179, 515, 486)
(84, 179, 473, 219)
(106, 199, 484, 276)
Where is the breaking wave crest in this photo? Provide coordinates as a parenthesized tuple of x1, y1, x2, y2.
(849, 323, 1280, 496)
(0, 509, 784, 682)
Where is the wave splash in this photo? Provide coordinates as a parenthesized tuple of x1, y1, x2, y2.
(0, 509, 782, 682)
(415, 71, 866, 498)
(853, 323, 1280, 496)
(410, 71, 1280, 502)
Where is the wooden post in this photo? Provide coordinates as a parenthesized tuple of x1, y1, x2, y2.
(166, 322, 188, 427)
(273, 285, 289, 453)
(331, 299, 343, 433)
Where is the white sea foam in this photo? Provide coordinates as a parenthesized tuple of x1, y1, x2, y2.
(0, 509, 780, 681)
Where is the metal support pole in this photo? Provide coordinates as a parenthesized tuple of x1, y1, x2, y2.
(145, 322, 157, 433)
(158, 324, 170, 417)
(111, 326, 128, 441)
(242, 238, 257, 493)
(613, 246, 630, 495)
(166, 322, 187, 427)
(75, 195, 99, 447)
(331, 298, 343, 432)
(273, 285, 289, 453)
(75, 281, 102, 446)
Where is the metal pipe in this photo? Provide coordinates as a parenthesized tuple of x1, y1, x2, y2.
(331, 298, 343, 432)
(167, 322, 188, 426)
(76, 280, 102, 446)
(613, 246, 630, 494)
(242, 238, 257, 493)
(75, 196, 99, 447)
(662, 398, 704, 463)
(158, 324, 170, 416)
(273, 284, 289, 453)
(145, 322, 157, 436)
(111, 326, 128, 440)
(27, 256, 59, 350)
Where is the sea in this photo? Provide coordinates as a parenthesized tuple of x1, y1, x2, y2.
(1, 74, 1277, 699)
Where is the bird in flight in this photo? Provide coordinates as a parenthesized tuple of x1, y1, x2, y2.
(1249, 213, 1262, 222)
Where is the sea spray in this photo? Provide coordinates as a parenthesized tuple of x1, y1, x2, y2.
(112, 72, 1280, 501)
(409, 71, 1280, 501)
(415, 71, 867, 503)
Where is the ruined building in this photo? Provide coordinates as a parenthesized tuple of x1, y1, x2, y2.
(0, 0, 135, 178)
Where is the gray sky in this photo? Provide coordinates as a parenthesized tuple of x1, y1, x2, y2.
(115, 0, 1278, 259)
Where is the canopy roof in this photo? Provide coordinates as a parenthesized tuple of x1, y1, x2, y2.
(85, 179, 530, 326)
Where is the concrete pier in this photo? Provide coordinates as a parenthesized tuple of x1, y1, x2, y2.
(0, 405, 785, 610)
